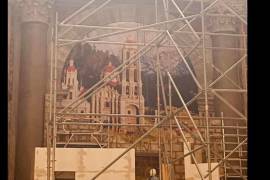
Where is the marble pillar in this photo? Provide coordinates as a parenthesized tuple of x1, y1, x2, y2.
(8, 2, 16, 180)
(208, 12, 244, 121)
(15, 1, 53, 180)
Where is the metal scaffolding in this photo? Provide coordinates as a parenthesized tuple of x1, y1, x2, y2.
(47, 0, 247, 179)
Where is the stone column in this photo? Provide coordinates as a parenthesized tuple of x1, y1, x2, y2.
(207, 8, 243, 120)
(15, 1, 53, 180)
(8, 1, 16, 180)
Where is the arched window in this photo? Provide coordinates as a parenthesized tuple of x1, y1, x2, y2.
(134, 86, 138, 95)
(69, 92, 72, 99)
(126, 69, 129, 82)
(126, 86, 130, 95)
(105, 101, 110, 107)
(134, 69, 138, 82)
(126, 51, 130, 59)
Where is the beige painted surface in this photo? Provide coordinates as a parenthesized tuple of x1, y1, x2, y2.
(184, 144, 219, 180)
(34, 148, 135, 180)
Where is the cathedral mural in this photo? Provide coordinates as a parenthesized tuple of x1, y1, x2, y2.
(60, 36, 198, 116)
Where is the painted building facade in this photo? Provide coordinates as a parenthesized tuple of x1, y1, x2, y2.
(60, 39, 144, 129)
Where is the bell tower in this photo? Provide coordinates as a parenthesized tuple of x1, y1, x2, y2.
(120, 37, 144, 125)
(62, 59, 79, 100)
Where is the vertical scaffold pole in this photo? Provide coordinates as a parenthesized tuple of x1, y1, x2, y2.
(221, 112, 227, 180)
(169, 76, 173, 180)
(47, 14, 55, 180)
(156, 46, 162, 179)
(201, 0, 212, 179)
(52, 12, 58, 180)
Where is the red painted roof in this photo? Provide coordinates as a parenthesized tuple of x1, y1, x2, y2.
(66, 65, 77, 72)
(103, 63, 115, 73)
(109, 80, 118, 87)
(79, 87, 85, 96)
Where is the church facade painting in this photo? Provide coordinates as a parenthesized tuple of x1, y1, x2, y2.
(60, 37, 145, 130)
